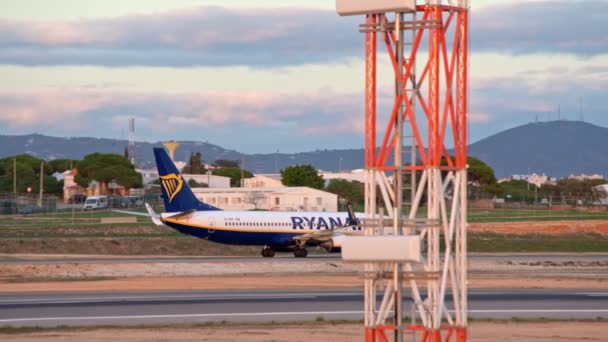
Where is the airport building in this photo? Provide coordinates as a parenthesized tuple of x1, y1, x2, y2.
(244, 171, 366, 189)
(136, 168, 231, 188)
(242, 174, 283, 188)
(191, 187, 338, 211)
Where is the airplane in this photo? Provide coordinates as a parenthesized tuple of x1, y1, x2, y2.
(124, 147, 368, 258)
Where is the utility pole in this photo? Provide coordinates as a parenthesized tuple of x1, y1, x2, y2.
(240, 155, 245, 187)
(38, 161, 44, 207)
(13, 158, 16, 194)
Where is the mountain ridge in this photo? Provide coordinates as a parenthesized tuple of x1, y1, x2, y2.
(1, 120, 606, 178)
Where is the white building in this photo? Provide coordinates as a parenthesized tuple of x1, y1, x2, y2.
(136, 168, 230, 188)
(136, 168, 160, 185)
(527, 173, 549, 188)
(593, 184, 608, 205)
(243, 174, 283, 188)
(320, 170, 366, 184)
(191, 187, 338, 212)
(499, 173, 550, 187)
(183, 173, 230, 188)
(569, 174, 604, 181)
(244, 170, 367, 189)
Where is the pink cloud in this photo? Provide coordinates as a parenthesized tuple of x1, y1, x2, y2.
(0, 89, 365, 136)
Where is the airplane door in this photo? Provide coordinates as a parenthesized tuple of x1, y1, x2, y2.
(208, 217, 216, 234)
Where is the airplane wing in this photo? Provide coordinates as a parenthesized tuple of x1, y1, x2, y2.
(293, 204, 361, 247)
(111, 203, 164, 226)
(293, 226, 358, 242)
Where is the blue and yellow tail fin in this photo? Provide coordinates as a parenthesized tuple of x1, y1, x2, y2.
(153, 147, 221, 212)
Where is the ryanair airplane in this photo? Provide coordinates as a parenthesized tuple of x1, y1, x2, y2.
(131, 147, 366, 258)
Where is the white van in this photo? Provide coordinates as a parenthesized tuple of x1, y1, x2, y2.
(83, 195, 108, 210)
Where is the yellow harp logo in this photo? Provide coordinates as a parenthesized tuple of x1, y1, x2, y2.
(160, 173, 183, 203)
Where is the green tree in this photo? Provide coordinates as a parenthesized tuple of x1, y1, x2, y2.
(466, 156, 497, 188)
(47, 159, 78, 173)
(552, 178, 607, 205)
(500, 179, 535, 202)
(0, 154, 53, 193)
(187, 178, 208, 188)
(213, 159, 240, 168)
(441, 155, 501, 197)
(75, 153, 142, 190)
(184, 152, 207, 174)
(212, 167, 253, 187)
(325, 179, 364, 205)
(281, 165, 324, 189)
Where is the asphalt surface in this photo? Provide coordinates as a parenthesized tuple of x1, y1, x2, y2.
(1, 254, 607, 264)
(1, 288, 607, 327)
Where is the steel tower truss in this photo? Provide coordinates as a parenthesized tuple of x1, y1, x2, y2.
(357, 2, 469, 341)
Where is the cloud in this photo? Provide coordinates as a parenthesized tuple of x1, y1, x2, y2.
(0, 89, 365, 138)
(1, 1, 605, 67)
(472, 1, 608, 55)
(0, 6, 360, 67)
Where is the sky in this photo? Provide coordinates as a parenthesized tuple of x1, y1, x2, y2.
(0, 0, 606, 153)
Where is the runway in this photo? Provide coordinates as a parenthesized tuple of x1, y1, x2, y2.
(1, 289, 607, 327)
(1, 253, 606, 265)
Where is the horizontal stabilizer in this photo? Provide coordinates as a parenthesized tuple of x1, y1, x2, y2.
(166, 209, 196, 221)
(111, 203, 164, 227)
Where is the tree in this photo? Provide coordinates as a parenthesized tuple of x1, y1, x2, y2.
(213, 159, 240, 168)
(47, 159, 78, 173)
(212, 167, 253, 187)
(466, 156, 497, 188)
(552, 178, 607, 205)
(184, 152, 207, 174)
(441, 155, 501, 197)
(0, 154, 53, 193)
(325, 179, 364, 205)
(75, 153, 142, 191)
(245, 191, 266, 209)
(500, 179, 535, 202)
(281, 165, 324, 189)
(187, 179, 208, 188)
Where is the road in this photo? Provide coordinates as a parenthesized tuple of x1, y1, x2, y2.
(1, 253, 606, 264)
(1, 289, 607, 327)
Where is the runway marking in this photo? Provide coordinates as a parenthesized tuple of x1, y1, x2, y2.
(2, 310, 608, 323)
(0, 292, 363, 305)
(0, 311, 363, 323)
(468, 309, 608, 313)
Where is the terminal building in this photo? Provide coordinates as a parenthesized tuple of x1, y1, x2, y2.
(191, 187, 337, 212)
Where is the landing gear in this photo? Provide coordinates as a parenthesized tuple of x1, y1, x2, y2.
(293, 247, 308, 258)
(261, 246, 275, 258)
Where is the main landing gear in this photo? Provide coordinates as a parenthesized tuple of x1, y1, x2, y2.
(261, 246, 308, 258)
(293, 247, 308, 258)
(261, 246, 275, 258)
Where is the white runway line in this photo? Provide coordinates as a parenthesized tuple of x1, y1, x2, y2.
(2, 309, 608, 323)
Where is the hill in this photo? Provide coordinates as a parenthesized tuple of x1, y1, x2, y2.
(468, 120, 608, 177)
(0, 120, 606, 177)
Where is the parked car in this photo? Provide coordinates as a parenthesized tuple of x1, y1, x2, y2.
(17, 204, 43, 214)
(143, 193, 163, 205)
(69, 194, 87, 204)
(109, 196, 133, 208)
(83, 195, 108, 210)
(125, 196, 144, 207)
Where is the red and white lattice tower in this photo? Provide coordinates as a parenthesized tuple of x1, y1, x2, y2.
(337, 1, 469, 341)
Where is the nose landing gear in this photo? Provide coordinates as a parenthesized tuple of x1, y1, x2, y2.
(261, 246, 275, 258)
